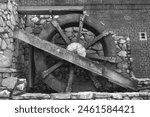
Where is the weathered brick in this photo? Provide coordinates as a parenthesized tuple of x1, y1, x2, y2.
(94, 92, 111, 99)
(118, 51, 127, 57)
(20, 93, 51, 99)
(0, 90, 10, 98)
(3, 33, 9, 39)
(125, 93, 140, 97)
(1, 40, 7, 49)
(25, 27, 33, 33)
(0, 54, 11, 67)
(77, 92, 94, 99)
(12, 90, 23, 96)
(8, 43, 15, 51)
(119, 38, 126, 44)
(12, 96, 24, 100)
(0, 77, 2, 85)
(70, 93, 78, 100)
(10, 14, 16, 26)
(131, 97, 143, 100)
(51, 93, 71, 99)
(2, 73, 11, 78)
(0, 37, 1, 47)
(112, 94, 123, 100)
(7, 0, 13, 12)
(123, 96, 130, 100)
(0, 4, 7, 10)
(2, 77, 18, 89)
(0, 27, 4, 33)
(0, 17, 4, 27)
(16, 83, 26, 91)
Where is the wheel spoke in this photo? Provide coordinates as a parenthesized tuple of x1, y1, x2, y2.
(77, 12, 86, 42)
(43, 74, 66, 92)
(66, 65, 74, 92)
(41, 61, 64, 78)
(86, 72, 101, 89)
(86, 53, 116, 63)
(51, 20, 71, 44)
(89, 48, 102, 51)
(84, 31, 111, 49)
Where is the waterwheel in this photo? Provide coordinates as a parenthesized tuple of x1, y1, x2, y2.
(33, 14, 116, 92)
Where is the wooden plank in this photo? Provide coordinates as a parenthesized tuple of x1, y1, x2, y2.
(27, 45, 35, 89)
(18, 6, 84, 15)
(66, 66, 74, 92)
(13, 29, 138, 91)
(42, 61, 64, 78)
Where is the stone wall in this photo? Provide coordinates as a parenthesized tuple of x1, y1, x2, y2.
(0, 0, 27, 98)
(0, 1, 21, 74)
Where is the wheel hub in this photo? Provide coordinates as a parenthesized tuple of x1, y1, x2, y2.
(67, 42, 86, 57)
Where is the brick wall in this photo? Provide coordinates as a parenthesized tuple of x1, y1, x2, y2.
(18, 0, 150, 79)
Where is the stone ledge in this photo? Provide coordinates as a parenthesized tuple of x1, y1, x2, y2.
(0, 68, 20, 73)
(12, 93, 51, 100)
(10, 92, 150, 100)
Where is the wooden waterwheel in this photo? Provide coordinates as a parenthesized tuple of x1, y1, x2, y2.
(13, 7, 138, 92)
(33, 14, 117, 92)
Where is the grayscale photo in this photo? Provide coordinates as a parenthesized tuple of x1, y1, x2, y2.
(0, 0, 150, 101)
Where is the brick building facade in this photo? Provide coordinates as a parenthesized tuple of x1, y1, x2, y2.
(16, 0, 150, 78)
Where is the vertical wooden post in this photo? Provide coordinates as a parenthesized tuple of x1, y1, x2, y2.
(26, 45, 35, 92)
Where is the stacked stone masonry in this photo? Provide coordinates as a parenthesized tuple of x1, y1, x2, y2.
(0, 1, 21, 77)
(0, 1, 27, 99)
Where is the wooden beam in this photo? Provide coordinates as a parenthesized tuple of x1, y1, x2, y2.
(85, 31, 112, 49)
(41, 61, 64, 78)
(27, 45, 35, 89)
(18, 6, 84, 15)
(86, 54, 116, 63)
(13, 29, 138, 91)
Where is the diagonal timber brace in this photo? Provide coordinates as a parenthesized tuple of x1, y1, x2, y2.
(13, 29, 138, 91)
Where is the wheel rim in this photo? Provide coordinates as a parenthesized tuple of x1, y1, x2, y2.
(34, 23, 107, 92)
